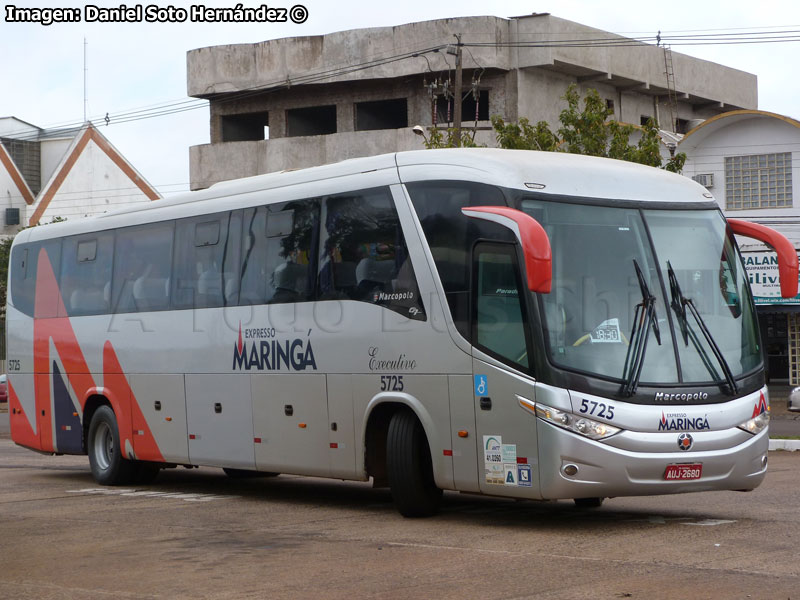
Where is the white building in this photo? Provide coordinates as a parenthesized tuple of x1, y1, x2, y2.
(680, 110, 800, 382)
(0, 118, 160, 235)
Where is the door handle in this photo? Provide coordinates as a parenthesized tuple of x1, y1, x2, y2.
(214, 402, 222, 414)
(479, 397, 492, 411)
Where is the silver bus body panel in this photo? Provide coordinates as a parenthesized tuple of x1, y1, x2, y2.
(536, 421, 768, 499)
(566, 387, 768, 436)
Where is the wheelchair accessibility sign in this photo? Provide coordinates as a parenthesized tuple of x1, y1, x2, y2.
(474, 375, 488, 396)
(517, 464, 532, 487)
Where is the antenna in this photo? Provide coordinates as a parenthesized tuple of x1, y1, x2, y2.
(83, 38, 88, 123)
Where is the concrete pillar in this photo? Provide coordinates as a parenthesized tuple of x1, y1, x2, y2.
(337, 103, 354, 133)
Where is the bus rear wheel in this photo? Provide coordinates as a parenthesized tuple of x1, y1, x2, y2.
(87, 405, 139, 485)
(387, 409, 442, 518)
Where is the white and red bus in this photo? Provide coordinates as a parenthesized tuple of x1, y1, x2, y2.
(7, 149, 797, 516)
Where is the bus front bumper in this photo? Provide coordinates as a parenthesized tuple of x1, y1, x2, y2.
(536, 420, 769, 500)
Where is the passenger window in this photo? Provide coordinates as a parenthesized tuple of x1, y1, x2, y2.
(265, 200, 318, 304)
(239, 206, 268, 305)
(239, 199, 319, 305)
(60, 233, 114, 316)
(173, 211, 241, 309)
(406, 181, 510, 335)
(317, 188, 425, 320)
(112, 222, 174, 313)
(473, 243, 529, 369)
(10, 240, 62, 317)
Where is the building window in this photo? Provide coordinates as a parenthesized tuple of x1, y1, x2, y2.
(355, 98, 408, 131)
(640, 115, 651, 126)
(1, 137, 41, 195)
(221, 112, 269, 142)
(725, 153, 793, 210)
(675, 118, 690, 134)
(287, 105, 337, 137)
(435, 90, 489, 124)
(606, 99, 615, 112)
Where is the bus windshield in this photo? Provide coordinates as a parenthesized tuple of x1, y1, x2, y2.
(522, 200, 761, 387)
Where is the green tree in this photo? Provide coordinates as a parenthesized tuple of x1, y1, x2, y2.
(418, 126, 481, 149)
(490, 117, 559, 152)
(0, 236, 13, 321)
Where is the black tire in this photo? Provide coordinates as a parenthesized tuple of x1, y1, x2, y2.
(574, 497, 604, 508)
(222, 468, 279, 478)
(387, 409, 442, 518)
(87, 405, 138, 485)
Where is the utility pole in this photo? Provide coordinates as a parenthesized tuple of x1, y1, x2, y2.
(452, 34, 463, 146)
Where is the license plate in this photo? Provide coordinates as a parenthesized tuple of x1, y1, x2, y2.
(664, 463, 703, 481)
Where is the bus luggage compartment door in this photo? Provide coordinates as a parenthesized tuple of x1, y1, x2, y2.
(185, 374, 255, 469)
(251, 373, 330, 477)
(130, 374, 189, 464)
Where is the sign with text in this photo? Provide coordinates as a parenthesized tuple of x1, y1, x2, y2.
(743, 251, 800, 305)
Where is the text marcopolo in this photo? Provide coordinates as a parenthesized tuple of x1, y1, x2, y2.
(4, 4, 309, 25)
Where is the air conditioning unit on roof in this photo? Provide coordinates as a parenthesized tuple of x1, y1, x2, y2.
(692, 173, 714, 188)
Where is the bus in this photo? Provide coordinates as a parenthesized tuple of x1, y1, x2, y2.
(7, 149, 797, 517)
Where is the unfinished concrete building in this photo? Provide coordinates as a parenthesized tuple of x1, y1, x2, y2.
(187, 13, 757, 190)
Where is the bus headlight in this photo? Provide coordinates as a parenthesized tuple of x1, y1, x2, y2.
(534, 403, 620, 441)
(737, 412, 769, 435)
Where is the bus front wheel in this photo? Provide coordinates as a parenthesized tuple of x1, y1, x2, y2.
(87, 405, 139, 485)
(386, 409, 442, 518)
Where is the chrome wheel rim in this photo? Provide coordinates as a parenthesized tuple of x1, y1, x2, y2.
(93, 421, 113, 471)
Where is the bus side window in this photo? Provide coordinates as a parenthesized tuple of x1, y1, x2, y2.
(60, 233, 114, 316)
(112, 222, 174, 313)
(10, 240, 62, 318)
(239, 206, 268, 305)
(317, 187, 426, 320)
(264, 199, 319, 305)
(472, 243, 530, 370)
(9, 245, 33, 316)
(173, 211, 241, 309)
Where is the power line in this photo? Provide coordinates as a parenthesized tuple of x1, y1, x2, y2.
(6, 25, 800, 141)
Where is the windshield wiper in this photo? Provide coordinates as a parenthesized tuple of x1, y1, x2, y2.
(667, 261, 738, 395)
(621, 260, 662, 397)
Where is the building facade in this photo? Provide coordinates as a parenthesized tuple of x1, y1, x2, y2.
(680, 111, 800, 383)
(0, 118, 160, 235)
(187, 13, 757, 190)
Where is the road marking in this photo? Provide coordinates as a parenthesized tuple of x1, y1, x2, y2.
(67, 488, 235, 502)
(681, 519, 737, 527)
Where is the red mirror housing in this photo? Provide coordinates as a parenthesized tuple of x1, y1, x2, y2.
(728, 218, 798, 298)
(461, 206, 552, 293)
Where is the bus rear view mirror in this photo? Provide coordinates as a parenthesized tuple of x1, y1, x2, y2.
(461, 206, 552, 293)
(728, 219, 798, 298)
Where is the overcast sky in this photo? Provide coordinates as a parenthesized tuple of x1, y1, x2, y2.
(3, 0, 800, 197)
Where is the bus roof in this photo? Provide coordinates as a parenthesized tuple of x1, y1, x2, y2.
(18, 149, 714, 244)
